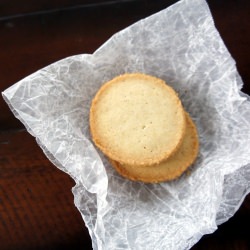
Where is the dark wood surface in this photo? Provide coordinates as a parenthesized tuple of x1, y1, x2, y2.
(0, 0, 249, 249)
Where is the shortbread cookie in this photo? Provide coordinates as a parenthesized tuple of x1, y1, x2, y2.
(90, 73, 186, 166)
(110, 113, 199, 183)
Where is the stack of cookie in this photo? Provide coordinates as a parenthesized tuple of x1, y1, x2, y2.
(89, 73, 199, 183)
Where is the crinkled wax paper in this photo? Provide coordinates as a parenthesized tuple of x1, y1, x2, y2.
(2, 0, 250, 249)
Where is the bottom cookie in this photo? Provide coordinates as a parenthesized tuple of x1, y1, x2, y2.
(109, 113, 199, 183)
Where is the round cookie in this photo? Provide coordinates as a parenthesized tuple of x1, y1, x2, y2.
(110, 113, 199, 183)
(90, 73, 186, 166)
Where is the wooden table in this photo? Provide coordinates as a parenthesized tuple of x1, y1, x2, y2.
(1, 1, 249, 249)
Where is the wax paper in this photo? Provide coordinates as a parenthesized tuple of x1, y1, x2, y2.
(2, 0, 250, 249)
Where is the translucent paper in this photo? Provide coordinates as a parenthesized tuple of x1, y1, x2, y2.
(3, 0, 250, 249)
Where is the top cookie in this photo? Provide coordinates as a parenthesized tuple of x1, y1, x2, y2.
(89, 73, 186, 166)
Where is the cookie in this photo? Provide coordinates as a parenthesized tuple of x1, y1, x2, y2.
(110, 113, 199, 183)
(90, 73, 186, 166)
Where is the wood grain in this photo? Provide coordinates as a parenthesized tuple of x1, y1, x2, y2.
(0, 130, 91, 250)
(0, 0, 249, 249)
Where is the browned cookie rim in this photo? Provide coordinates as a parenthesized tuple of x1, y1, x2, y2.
(109, 113, 199, 183)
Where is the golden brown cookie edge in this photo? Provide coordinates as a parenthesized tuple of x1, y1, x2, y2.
(109, 113, 199, 183)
